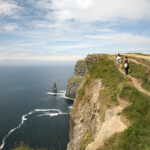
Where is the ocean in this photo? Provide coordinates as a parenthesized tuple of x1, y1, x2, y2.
(0, 65, 74, 150)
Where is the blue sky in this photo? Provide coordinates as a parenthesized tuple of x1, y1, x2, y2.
(0, 0, 150, 64)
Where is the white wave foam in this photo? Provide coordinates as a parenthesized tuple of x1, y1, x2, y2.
(46, 92, 57, 95)
(38, 112, 69, 117)
(46, 90, 74, 101)
(46, 90, 66, 97)
(58, 90, 66, 97)
(68, 106, 73, 110)
(0, 108, 68, 150)
(34, 109, 61, 112)
(0, 110, 34, 150)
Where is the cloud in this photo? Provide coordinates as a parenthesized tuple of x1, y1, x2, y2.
(2, 23, 18, 32)
(0, 0, 150, 65)
(0, 0, 20, 17)
(84, 33, 150, 47)
(49, 0, 150, 22)
(115, 34, 150, 46)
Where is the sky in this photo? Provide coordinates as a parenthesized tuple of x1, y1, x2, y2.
(0, 0, 150, 65)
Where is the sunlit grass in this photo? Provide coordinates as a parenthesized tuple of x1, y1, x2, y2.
(77, 55, 150, 150)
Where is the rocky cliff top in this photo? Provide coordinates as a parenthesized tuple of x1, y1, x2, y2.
(66, 54, 104, 100)
(85, 54, 102, 67)
(67, 54, 150, 150)
(74, 60, 87, 76)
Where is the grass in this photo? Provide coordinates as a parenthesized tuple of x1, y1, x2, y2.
(127, 53, 150, 56)
(76, 54, 150, 150)
(77, 87, 85, 101)
(87, 55, 125, 104)
(129, 61, 147, 78)
(80, 130, 93, 150)
(77, 55, 127, 148)
(69, 75, 83, 83)
(91, 56, 150, 150)
(129, 61, 150, 91)
(130, 56, 150, 66)
(77, 55, 125, 104)
(102, 83, 150, 150)
(75, 60, 87, 68)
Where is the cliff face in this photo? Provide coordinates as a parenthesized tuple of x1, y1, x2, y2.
(67, 79, 128, 150)
(65, 60, 87, 99)
(66, 54, 101, 99)
(67, 54, 133, 150)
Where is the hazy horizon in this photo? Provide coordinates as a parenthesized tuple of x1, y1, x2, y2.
(0, 0, 150, 65)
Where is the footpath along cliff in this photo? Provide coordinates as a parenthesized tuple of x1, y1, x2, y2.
(67, 54, 150, 150)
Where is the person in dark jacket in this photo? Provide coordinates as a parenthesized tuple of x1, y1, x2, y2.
(124, 56, 129, 75)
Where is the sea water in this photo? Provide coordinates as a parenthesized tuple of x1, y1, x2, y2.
(0, 65, 74, 150)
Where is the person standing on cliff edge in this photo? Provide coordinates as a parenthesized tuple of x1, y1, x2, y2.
(124, 56, 129, 75)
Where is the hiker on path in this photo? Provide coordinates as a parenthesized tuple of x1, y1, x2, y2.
(117, 53, 122, 64)
(124, 56, 129, 75)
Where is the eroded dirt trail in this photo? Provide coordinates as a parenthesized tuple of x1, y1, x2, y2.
(124, 54, 150, 61)
(111, 56, 150, 96)
(129, 58, 149, 69)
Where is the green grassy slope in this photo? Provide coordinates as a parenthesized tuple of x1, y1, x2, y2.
(77, 55, 150, 150)
(129, 61, 150, 91)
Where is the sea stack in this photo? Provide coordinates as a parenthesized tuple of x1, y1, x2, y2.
(53, 82, 57, 93)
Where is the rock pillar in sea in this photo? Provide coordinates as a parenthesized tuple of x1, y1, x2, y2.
(53, 82, 57, 93)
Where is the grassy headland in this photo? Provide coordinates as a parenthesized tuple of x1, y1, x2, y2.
(76, 54, 150, 150)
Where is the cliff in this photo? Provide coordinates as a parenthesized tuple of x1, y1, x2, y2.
(65, 55, 101, 99)
(67, 54, 150, 150)
(65, 60, 87, 99)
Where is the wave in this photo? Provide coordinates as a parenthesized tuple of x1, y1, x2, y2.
(46, 90, 74, 101)
(0, 108, 68, 150)
(46, 92, 57, 95)
(46, 90, 65, 96)
(38, 112, 69, 117)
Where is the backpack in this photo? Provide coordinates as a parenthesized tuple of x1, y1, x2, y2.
(124, 63, 128, 69)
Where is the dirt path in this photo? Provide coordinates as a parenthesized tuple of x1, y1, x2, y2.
(118, 66, 150, 96)
(129, 58, 149, 69)
(86, 95, 129, 150)
(124, 54, 150, 61)
(111, 56, 150, 96)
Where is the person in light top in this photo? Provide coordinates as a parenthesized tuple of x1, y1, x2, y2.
(117, 53, 122, 64)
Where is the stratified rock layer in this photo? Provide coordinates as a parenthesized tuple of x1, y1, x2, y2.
(66, 54, 102, 99)
(65, 60, 87, 99)
(67, 54, 129, 150)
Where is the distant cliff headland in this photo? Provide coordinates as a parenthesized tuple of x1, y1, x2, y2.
(66, 53, 150, 150)
(65, 54, 102, 100)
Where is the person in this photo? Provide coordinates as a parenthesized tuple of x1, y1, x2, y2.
(124, 56, 129, 75)
(117, 53, 122, 64)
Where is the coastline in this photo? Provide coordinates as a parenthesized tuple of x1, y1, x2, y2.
(46, 91, 75, 101)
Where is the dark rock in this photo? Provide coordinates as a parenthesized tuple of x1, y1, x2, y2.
(65, 76, 83, 99)
(74, 60, 87, 76)
(65, 60, 87, 100)
(65, 54, 101, 100)
(53, 82, 57, 93)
